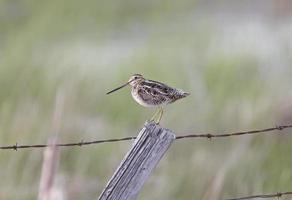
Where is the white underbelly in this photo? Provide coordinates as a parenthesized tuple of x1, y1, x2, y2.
(131, 89, 156, 107)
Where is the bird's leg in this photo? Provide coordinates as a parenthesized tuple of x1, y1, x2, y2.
(156, 106, 164, 124)
(149, 108, 160, 122)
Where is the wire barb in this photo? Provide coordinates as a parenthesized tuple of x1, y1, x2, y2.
(78, 140, 84, 147)
(13, 142, 18, 151)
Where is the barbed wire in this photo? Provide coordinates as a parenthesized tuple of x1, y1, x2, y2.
(1, 124, 292, 200)
(226, 191, 292, 200)
(175, 124, 292, 139)
(0, 124, 291, 150)
(0, 136, 137, 150)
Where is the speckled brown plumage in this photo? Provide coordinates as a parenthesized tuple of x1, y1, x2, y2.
(132, 79, 189, 107)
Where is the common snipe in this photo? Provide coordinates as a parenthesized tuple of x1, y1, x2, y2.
(106, 74, 190, 123)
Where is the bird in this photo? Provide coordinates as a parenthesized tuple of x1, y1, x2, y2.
(106, 74, 190, 123)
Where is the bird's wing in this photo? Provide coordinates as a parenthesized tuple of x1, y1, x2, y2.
(141, 80, 175, 96)
(137, 84, 168, 105)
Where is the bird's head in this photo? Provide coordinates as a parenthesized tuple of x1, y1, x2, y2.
(128, 74, 145, 86)
(106, 74, 145, 95)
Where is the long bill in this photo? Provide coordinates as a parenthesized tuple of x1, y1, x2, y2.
(106, 82, 129, 94)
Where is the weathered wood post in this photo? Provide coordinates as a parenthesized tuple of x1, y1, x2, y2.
(99, 121, 176, 200)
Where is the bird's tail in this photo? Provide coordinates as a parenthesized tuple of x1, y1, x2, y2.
(181, 91, 190, 97)
(174, 89, 190, 99)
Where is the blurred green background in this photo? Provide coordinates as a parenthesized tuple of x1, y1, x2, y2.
(0, 0, 292, 199)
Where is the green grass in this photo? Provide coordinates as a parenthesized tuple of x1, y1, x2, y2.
(0, 0, 291, 199)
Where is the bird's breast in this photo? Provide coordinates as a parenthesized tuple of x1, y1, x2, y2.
(131, 88, 157, 107)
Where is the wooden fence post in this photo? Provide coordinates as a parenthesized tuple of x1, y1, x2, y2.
(99, 121, 176, 200)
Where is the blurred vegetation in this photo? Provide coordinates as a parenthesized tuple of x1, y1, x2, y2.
(0, 0, 292, 199)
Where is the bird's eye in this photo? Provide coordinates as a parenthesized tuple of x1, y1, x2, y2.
(134, 77, 137, 79)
